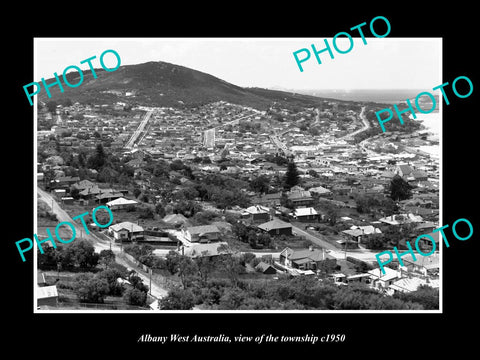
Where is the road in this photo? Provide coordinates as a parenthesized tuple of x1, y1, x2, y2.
(339, 106, 369, 139)
(37, 187, 168, 300)
(288, 218, 380, 262)
(289, 222, 338, 251)
(125, 109, 154, 149)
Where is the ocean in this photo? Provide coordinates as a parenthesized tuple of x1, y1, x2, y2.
(410, 111, 441, 159)
(298, 89, 426, 104)
(307, 89, 442, 159)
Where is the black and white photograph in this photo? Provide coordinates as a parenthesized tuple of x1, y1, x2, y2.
(32, 37, 442, 312)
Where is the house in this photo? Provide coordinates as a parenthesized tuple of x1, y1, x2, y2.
(279, 246, 336, 271)
(410, 170, 428, 182)
(309, 186, 332, 197)
(109, 221, 144, 242)
(256, 192, 282, 207)
(53, 189, 66, 199)
(55, 176, 80, 188)
(415, 231, 440, 253)
(367, 267, 402, 290)
(241, 205, 271, 223)
(106, 197, 139, 210)
(255, 261, 277, 274)
(346, 273, 372, 285)
(396, 164, 414, 178)
(330, 273, 347, 284)
(182, 225, 221, 243)
(292, 207, 320, 222)
(72, 179, 96, 191)
(388, 276, 440, 295)
(331, 185, 352, 195)
(257, 218, 293, 236)
(79, 185, 103, 199)
(398, 252, 440, 277)
(61, 197, 74, 205)
(342, 225, 382, 244)
(341, 228, 365, 244)
(162, 213, 192, 227)
(379, 213, 423, 225)
(287, 190, 315, 207)
(37, 285, 58, 307)
(126, 158, 146, 168)
(95, 191, 124, 204)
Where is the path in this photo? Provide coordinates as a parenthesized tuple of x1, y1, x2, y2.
(339, 106, 369, 139)
(289, 222, 338, 251)
(125, 109, 153, 149)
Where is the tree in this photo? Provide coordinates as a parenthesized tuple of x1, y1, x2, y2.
(170, 159, 186, 171)
(232, 222, 250, 242)
(133, 188, 142, 198)
(124, 288, 148, 307)
(128, 272, 149, 293)
(390, 175, 412, 201)
(219, 255, 244, 286)
(46, 100, 58, 113)
(58, 240, 99, 270)
(363, 234, 386, 250)
(324, 204, 338, 225)
(97, 268, 125, 296)
(250, 175, 270, 194)
(38, 246, 60, 270)
(155, 202, 166, 217)
(159, 287, 195, 310)
(394, 285, 439, 310)
(87, 143, 107, 170)
(196, 255, 215, 286)
(138, 206, 155, 219)
(176, 255, 198, 289)
(165, 251, 181, 275)
(283, 160, 300, 190)
(74, 274, 109, 303)
(308, 169, 319, 178)
(99, 249, 115, 269)
(70, 187, 80, 200)
(218, 287, 246, 310)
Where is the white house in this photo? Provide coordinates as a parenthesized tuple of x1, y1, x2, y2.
(367, 267, 402, 290)
(109, 222, 144, 241)
(181, 225, 221, 243)
(106, 197, 139, 210)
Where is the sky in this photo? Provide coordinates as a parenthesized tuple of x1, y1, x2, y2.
(34, 37, 442, 91)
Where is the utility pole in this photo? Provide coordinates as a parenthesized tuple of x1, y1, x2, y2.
(149, 268, 152, 296)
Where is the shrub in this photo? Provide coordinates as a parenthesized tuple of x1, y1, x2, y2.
(124, 287, 148, 307)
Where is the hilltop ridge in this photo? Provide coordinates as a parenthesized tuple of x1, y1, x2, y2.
(39, 60, 324, 110)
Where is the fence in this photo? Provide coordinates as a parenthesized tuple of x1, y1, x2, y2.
(119, 252, 180, 290)
(74, 302, 150, 310)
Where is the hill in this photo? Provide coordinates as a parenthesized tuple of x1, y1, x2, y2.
(38, 60, 324, 110)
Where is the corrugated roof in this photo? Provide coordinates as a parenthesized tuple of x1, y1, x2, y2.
(294, 207, 318, 216)
(257, 219, 292, 231)
(106, 197, 138, 206)
(244, 205, 270, 214)
(109, 221, 144, 233)
(186, 225, 220, 235)
(37, 285, 58, 299)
